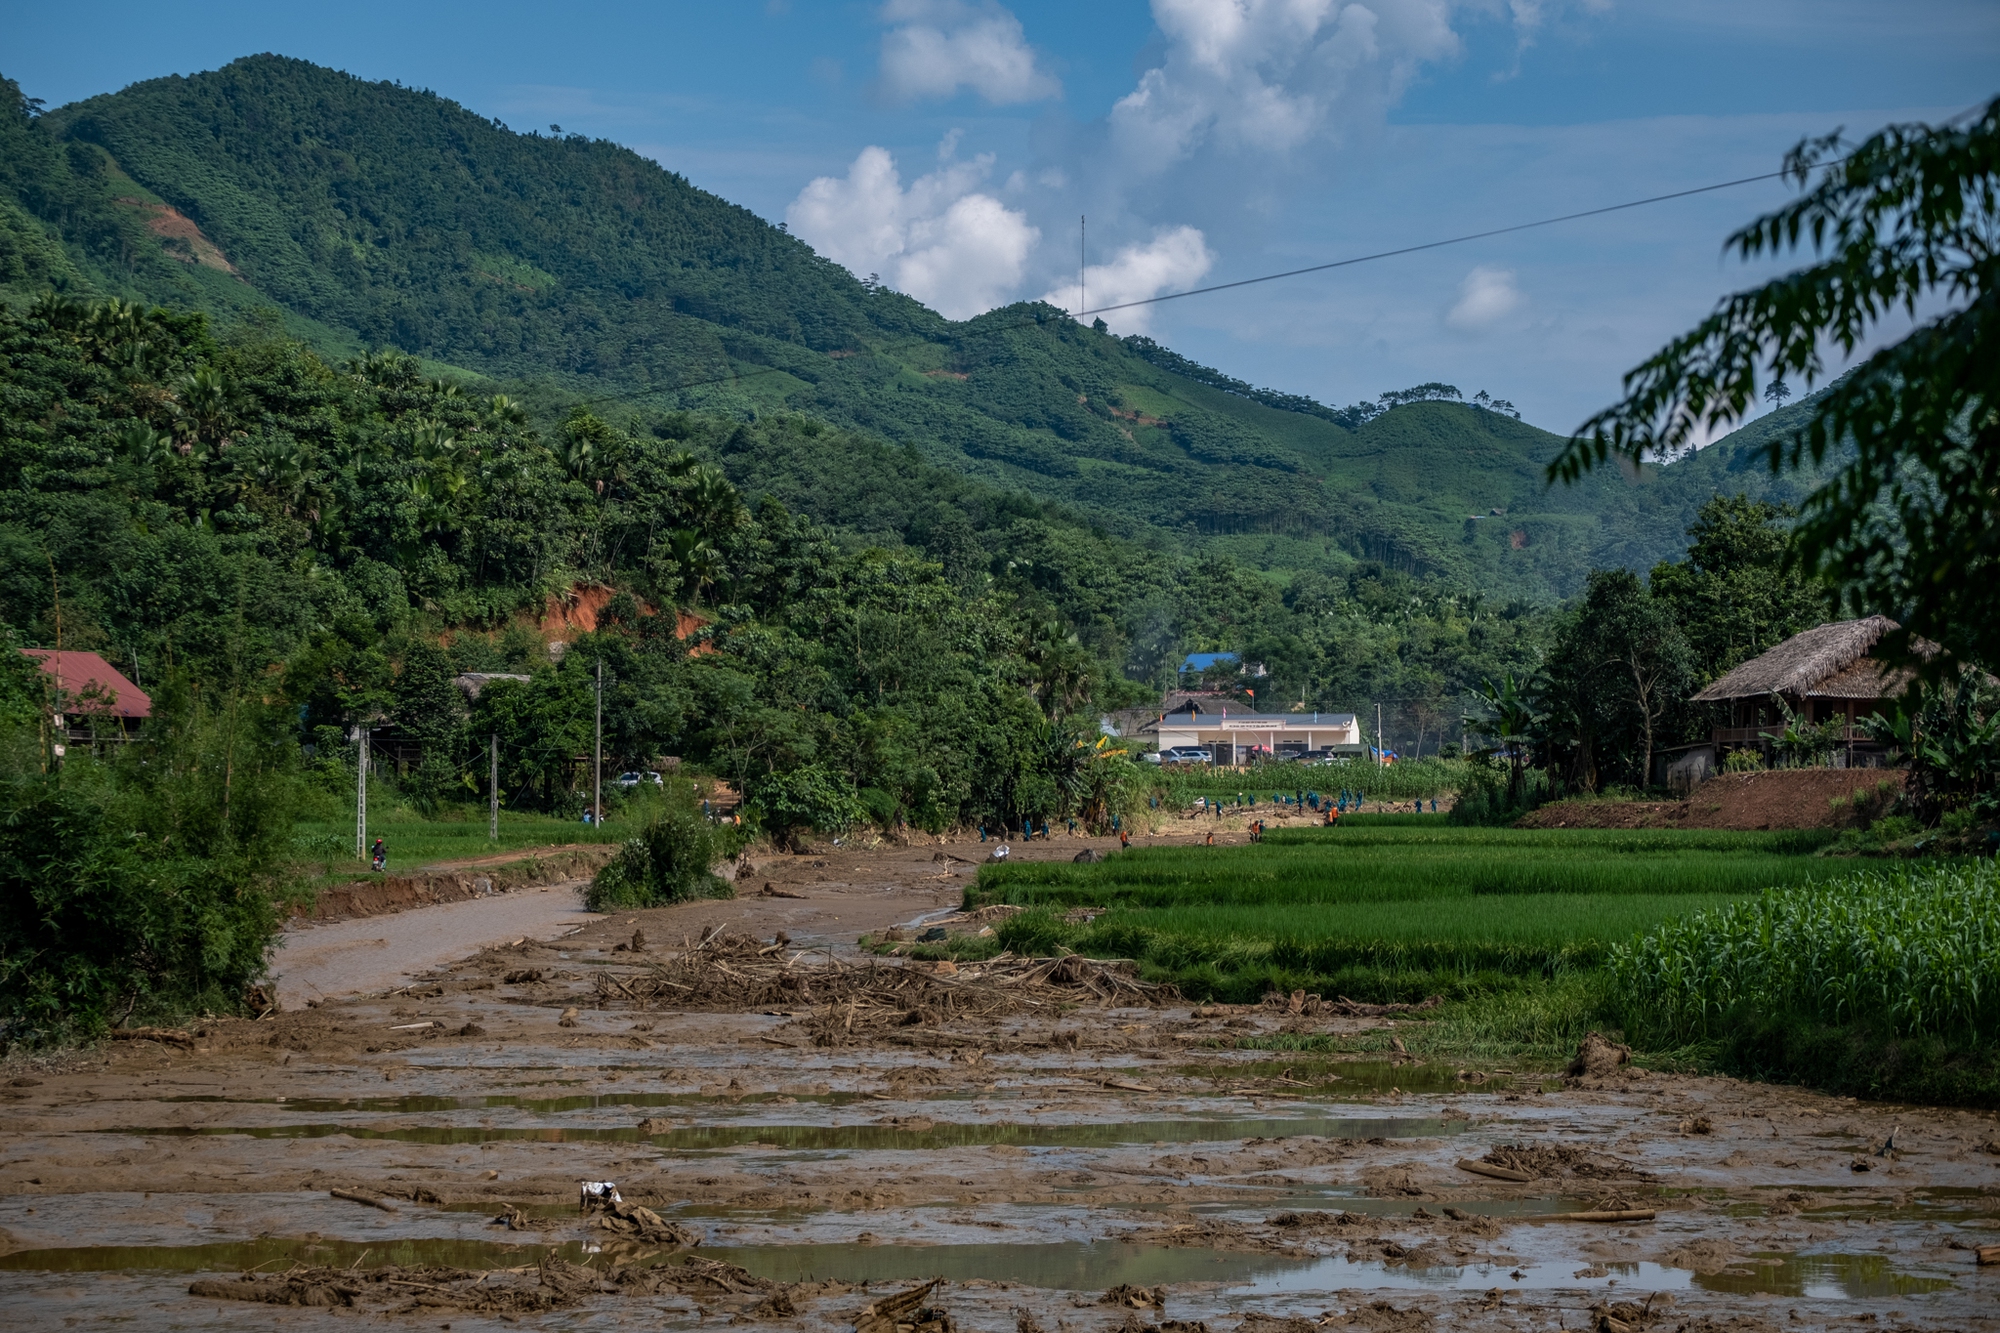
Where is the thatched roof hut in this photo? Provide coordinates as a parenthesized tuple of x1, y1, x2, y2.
(1691, 616, 1913, 705)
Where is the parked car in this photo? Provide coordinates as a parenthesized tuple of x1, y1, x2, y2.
(615, 770, 664, 788)
(1159, 746, 1214, 765)
(1139, 749, 1164, 765)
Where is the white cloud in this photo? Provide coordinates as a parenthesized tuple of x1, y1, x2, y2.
(1110, 0, 1461, 166)
(878, 0, 1059, 104)
(1040, 227, 1215, 334)
(1445, 266, 1525, 330)
(787, 143, 1040, 319)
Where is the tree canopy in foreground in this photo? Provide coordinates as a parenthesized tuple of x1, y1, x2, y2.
(1553, 98, 2000, 672)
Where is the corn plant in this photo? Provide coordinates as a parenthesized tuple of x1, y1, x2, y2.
(1611, 863, 2000, 1043)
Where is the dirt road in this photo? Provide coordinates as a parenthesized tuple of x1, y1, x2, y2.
(1, 829, 1995, 1331)
(273, 882, 606, 1007)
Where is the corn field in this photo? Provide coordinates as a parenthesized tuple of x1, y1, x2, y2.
(1610, 863, 2000, 1043)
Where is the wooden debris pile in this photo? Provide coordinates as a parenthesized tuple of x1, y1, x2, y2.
(189, 1256, 851, 1316)
(594, 933, 1175, 1031)
(187, 1259, 594, 1314)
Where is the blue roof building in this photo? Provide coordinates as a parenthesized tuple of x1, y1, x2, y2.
(1180, 652, 1239, 673)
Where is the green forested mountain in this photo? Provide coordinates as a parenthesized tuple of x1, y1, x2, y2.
(0, 55, 1820, 603)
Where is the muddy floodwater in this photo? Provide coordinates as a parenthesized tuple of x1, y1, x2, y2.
(1, 835, 1995, 1331)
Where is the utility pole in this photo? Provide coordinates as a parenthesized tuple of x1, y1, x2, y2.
(1079, 215, 1086, 318)
(1376, 703, 1384, 769)
(489, 732, 499, 841)
(354, 725, 368, 860)
(593, 660, 603, 828)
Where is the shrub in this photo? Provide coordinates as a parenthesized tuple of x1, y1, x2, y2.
(585, 780, 731, 910)
(746, 763, 867, 849)
(0, 677, 302, 1045)
(1723, 748, 1764, 773)
(1448, 763, 1551, 825)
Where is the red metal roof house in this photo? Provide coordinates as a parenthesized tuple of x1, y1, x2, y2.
(21, 650, 152, 738)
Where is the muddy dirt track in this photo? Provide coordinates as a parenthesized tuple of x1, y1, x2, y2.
(1, 827, 1996, 1332)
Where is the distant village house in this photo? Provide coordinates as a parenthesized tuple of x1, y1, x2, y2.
(21, 650, 152, 745)
(1678, 615, 1915, 777)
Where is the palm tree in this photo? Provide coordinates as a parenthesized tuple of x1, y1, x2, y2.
(1019, 619, 1094, 718)
(234, 436, 310, 513)
(407, 420, 459, 463)
(174, 367, 237, 452)
(683, 465, 745, 539)
(485, 395, 528, 430)
(1471, 673, 1540, 806)
(666, 528, 723, 606)
(114, 420, 175, 468)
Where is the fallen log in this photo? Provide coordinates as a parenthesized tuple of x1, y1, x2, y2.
(1456, 1159, 1537, 1183)
(856, 1280, 940, 1333)
(1527, 1209, 1656, 1223)
(330, 1188, 399, 1213)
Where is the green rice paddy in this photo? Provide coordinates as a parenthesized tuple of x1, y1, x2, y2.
(959, 820, 1836, 1008)
(945, 815, 1994, 1101)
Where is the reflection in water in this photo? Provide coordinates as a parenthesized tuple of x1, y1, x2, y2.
(710, 1242, 1303, 1288)
(1693, 1252, 1955, 1300)
(162, 1090, 861, 1114)
(0, 1233, 1956, 1302)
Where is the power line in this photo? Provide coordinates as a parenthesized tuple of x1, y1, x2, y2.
(1077, 165, 1816, 318)
(567, 160, 1824, 411)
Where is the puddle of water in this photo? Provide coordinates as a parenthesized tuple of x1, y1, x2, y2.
(0, 1235, 1955, 1302)
(100, 1115, 1465, 1151)
(0, 1235, 573, 1274)
(1321, 1062, 1504, 1094)
(1172, 1056, 1554, 1097)
(161, 1090, 864, 1114)
(1693, 1252, 1956, 1300)
(1183, 1195, 1594, 1219)
(1248, 1253, 1953, 1299)
(709, 1241, 1302, 1289)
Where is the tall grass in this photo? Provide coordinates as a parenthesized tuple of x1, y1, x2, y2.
(1611, 862, 2000, 1044)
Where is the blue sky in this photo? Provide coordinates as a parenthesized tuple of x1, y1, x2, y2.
(5, 1, 1995, 433)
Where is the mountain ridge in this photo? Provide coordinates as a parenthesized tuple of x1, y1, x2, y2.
(0, 54, 1826, 602)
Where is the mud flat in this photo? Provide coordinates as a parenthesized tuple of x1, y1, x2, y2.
(1, 834, 1995, 1331)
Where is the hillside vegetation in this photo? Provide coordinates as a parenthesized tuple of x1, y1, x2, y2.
(0, 56, 1830, 603)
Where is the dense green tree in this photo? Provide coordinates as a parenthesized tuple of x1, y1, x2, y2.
(1648, 495, 1832, 686)
(1536, 570, 1694, 790)
(0, 672, 301, 1042)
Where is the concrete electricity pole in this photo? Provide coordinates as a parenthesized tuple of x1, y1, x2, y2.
(354, 726, 369, 859)
(593, 660, 603, 827)
(489, 732, 499, 841)
(1376, 703, 1384, 769)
